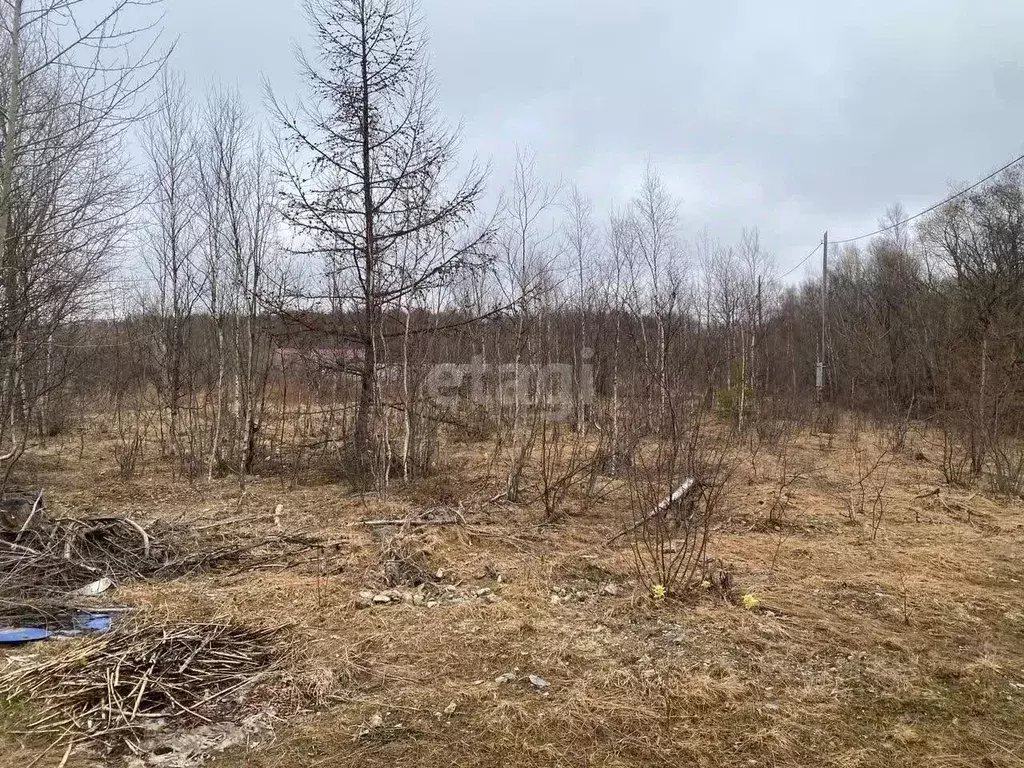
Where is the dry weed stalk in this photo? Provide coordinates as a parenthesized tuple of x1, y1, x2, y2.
(846, 445, 892, 531)
(376, 529, 434, 588)
(894, 564, 912, 626)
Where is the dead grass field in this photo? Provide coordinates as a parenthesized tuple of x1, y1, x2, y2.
(2, 420, 1023, 767)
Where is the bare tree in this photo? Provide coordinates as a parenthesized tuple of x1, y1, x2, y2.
(561, 184, 598, 433)
(603, 207, 634, 474)
(493, 148, 560, 502)
(928, 171, 1024, 483)
(271, 0, 489, 484)
(140, 70, 202, 461)
(0, 0, 164, 473)
(736, 227, 775, 430)
(629, 165, 683, 433)
(196, 87, 281, 485)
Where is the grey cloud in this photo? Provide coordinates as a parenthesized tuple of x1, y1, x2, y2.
(165, 0, 1024, 275)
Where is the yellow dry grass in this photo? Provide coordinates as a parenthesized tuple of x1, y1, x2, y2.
(2, 419, 1023, 767)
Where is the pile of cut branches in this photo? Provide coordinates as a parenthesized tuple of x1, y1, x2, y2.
(0, 622, 291, 749)
(10, 516, 172, 581)
(0, 511, 335, 625)
(1, 513, 334, 582)
(0, 540, 101, 626)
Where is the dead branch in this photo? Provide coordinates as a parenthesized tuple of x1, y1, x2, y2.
(607, 478, 696, 545)
(357, 517, 463, 528)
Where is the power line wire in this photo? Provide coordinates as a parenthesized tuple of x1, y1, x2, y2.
(784, 149, 1024, 280)
(832, 151, 1024, 245)
(781, 241, 822, 279)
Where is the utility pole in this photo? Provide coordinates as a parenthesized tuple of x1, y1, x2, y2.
(756, 275, 763, 392)
(816, 232, 828, 404)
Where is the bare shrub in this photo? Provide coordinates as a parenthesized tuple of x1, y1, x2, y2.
(538, 420, 608, 522)
(941, 425, 977, 488)
(113, 431, 145, 481)
(625, 417, 733, 599)
(113, 403, 150, 482)
(766, 436, 803, 528)
(884, 400, 915, 454)
(501, 410, 540, 505)
(845, 444, 892, 540)
(755, 413, 790, 450)
(401, 408, 440, 479)
(815, 405, 840, 440)
(452, 403, 498, 444)
(749, 404, 794, 484)
(867, 478, 889, 542)
(990, 436, 1024, 498)
(375, 530, 433, 589)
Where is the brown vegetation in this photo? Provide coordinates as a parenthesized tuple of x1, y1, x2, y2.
(0, 417, 1022, 767)
(0, 1, 1023, 766)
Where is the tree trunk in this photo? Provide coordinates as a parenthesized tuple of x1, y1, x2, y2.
(0, 0, 24, 459)
(353, 9, 378, 471)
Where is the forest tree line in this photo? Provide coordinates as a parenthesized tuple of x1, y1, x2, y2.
(1, 0, 1022, 499)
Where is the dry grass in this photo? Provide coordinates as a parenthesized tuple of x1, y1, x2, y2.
(1, 419, 1023, 767)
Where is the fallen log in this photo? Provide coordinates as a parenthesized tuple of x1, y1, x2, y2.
(607, 478, 696, 545)
(355, 504, 468, 529)
(14, 490, 45, 541)
(356, 517, 464, 528)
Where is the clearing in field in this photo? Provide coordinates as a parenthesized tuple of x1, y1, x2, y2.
(1, 416, 1022, 768)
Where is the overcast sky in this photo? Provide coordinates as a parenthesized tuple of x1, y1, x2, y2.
(164, 0, 1024, 278)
